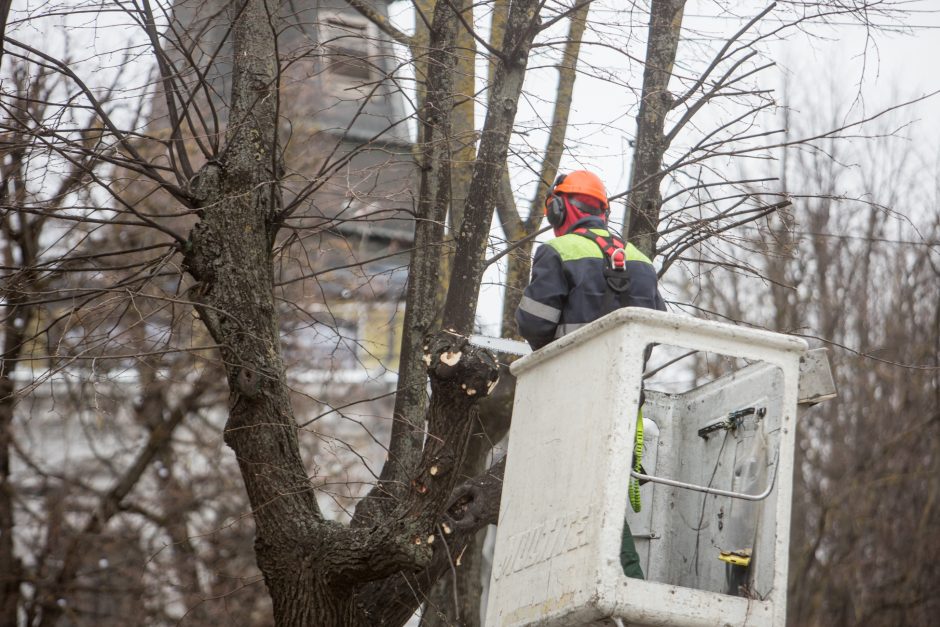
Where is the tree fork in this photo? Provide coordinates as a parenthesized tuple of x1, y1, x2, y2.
(261, 331, 499, 627)
(360, 457, 507, 624)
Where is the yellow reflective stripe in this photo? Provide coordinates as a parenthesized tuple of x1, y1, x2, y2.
(547, 234, 603, 261)
(622, 243, 652, 265)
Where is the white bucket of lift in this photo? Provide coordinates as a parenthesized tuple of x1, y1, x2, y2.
(485, 308, 833, 627)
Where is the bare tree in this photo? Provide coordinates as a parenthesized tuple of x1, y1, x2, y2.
(778, 114, 940, 627)
(684, 87, 940, 626)
(4, 0, 527, 623)
(3, 0, 935, 625)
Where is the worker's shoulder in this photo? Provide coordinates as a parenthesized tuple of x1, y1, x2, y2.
(544, 232, 604, 261)
(545, 230, 654, 265)
(622, 242, 653, 265)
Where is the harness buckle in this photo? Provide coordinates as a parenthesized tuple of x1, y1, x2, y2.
(609, 247, 627, 270)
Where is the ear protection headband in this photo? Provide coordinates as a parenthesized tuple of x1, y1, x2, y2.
(544, 174, 569, 228)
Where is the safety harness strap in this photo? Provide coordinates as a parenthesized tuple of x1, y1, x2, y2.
(572, 227, 627, 269)
(571, 227, 632, 312)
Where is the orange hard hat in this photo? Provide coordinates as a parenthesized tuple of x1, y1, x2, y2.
(552, 170, 608, 208)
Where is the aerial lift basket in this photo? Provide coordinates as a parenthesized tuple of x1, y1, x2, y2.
(485, 308, 835, 627)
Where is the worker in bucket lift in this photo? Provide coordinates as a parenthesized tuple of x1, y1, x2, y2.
(515, 169, 666, 579)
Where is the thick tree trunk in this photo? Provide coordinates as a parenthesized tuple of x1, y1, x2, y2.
(420, 411, 508, 627)
(354, 0, 461, 528)
(183, 1, 329, 623)
(0, 131, 36, 627)
(500, 2, 589, 336)
(182, 1, 516, 623)
(441, 0, 541, 333)
(359, 457, 506, 625)
(0, 275, 29, 627)
(356, 334, 502, 625)
(0, 356, 24, 627)
(449, 0, 477, 234)
(626, 0, 685, 258)
(423, 3, 587, 620)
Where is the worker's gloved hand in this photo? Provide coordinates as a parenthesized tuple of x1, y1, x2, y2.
(446, 457, 505, 531)
(631, 459, 649, 485)
(446, 484, 485, 531)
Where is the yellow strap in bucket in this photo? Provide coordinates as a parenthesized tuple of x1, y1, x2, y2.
(629, 408, 644, 512)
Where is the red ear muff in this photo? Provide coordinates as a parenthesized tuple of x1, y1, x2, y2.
(544, 174, 568, 227)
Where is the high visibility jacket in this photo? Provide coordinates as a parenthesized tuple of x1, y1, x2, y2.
(515, 217, 666, 350)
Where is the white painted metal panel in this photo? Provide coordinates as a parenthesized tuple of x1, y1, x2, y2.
(486, 309, 810, 627)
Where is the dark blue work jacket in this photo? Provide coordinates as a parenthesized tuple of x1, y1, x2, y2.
(515, 217, 666, 350)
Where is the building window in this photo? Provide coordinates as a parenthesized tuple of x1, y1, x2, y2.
(320, 13, 376, 86)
